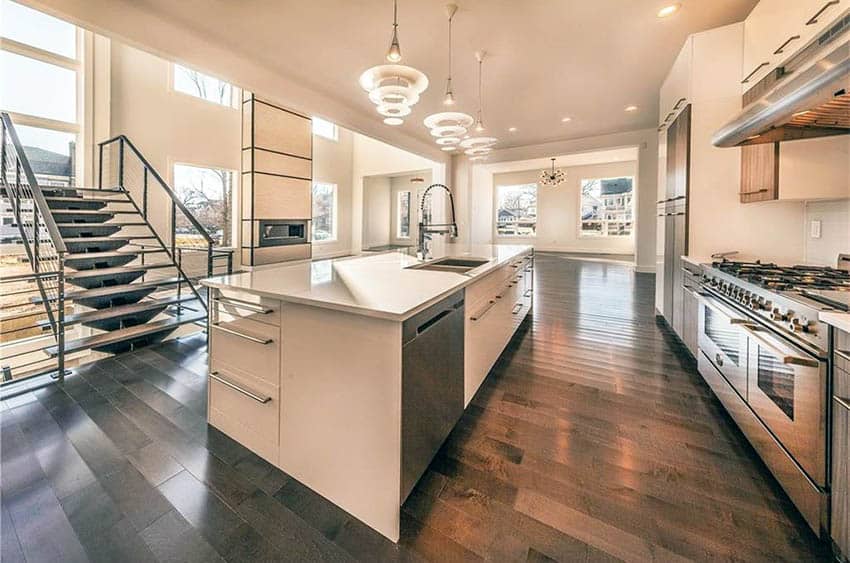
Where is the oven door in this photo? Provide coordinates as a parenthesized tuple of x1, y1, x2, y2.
(698, 293, 749, 399)
(742, 323, 827, 486)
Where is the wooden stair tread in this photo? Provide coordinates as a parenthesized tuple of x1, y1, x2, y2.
(45, 311, 206, 356)
(65, 263, 172, 279)
(50, 209, 135, 215)
(64, 249, 165, 260)
(50, 296, 199, 326)
(61, 277, 182, 300)
(62, 236, 156, 242)
(44, 195, 128, 203)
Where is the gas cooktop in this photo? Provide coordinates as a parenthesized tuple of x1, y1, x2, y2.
(712, 259, 850, 293)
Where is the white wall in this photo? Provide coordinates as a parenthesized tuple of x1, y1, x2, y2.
(491, 161, 637, 255)
(804, 199, 850, 267)
(454, 131, 657, 271)
(312, 127, 354, 259)
(361, 176, 391, 249)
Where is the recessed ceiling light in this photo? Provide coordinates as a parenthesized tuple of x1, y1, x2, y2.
(441, 146, 456, 151)
(657, 3, 681, 18)
(561, 117, 572, 123)
(383, 117, 404, 125)
(624, 105, 638, 112)
(508, 127, 517, 132)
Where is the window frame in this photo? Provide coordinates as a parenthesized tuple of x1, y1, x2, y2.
(170, 63, 239, 109)
(578, 175, 636, 238)
(494, 182, 538, 238)
(312, 117, 339, 141)
(311, 181, 338, 244)
(396, 190, 411, 239)
(171, 161, 238, 248)
(0, 1, 85, 184)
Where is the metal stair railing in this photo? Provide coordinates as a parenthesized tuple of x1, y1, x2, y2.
(1, 112, 67, 382)
(97, 135, 232, 311)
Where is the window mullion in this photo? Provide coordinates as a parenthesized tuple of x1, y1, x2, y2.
(0, 37, 79, 70)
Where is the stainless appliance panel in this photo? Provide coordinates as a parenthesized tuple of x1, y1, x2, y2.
(743, 324, 827, 485)
(698, 293, 750, 399)
(400, 291, 465, 503)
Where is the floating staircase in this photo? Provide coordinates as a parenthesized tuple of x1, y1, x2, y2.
(1, 112, 231, 386)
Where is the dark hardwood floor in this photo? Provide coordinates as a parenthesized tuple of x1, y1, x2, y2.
(0, 253, 832, 562)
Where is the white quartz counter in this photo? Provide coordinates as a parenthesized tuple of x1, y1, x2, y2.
(821, 311, 850, 333)
(201, 243, 533, 321)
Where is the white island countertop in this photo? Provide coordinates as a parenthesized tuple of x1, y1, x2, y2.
(821, 311, 850, 333)
(201, 243, 533, 321)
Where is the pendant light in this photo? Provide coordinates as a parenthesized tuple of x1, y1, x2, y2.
(387, 0, 402, 62)
(539, 158, 566, 187)
(443, 4, 458, 105)
(474, 51, 486, 132)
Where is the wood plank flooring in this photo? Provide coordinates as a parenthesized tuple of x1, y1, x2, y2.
(0, 252, 832, 562)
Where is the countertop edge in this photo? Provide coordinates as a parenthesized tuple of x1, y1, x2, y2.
(201, 246, 533, 322)
(821, 311, 850, 333)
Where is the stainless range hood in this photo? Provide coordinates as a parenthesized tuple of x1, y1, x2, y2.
(713, 26, 850, 148)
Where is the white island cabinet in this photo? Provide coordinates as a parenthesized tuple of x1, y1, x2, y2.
(201, 244, 533, 542)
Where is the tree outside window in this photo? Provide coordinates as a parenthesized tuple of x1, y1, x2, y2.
(173, 164, 235, 247)
(173, 64, 236, 107)
(580, 177, 634, 237)
(496, 184, 537, 237)
(312, 183, 337, 242)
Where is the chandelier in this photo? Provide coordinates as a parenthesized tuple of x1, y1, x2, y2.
(358, 0, 428, 126)
(539, 158, 565, 187)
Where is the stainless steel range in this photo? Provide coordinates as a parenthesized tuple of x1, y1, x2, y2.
(696, 260, 850, 538)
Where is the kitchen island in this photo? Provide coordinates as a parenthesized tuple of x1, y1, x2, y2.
(200, 243, 533, 541)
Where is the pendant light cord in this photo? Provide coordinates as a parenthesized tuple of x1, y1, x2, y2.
(447, 15, 452, 80)
(393, 0, 398, 30)
(477, 57, 483, 121)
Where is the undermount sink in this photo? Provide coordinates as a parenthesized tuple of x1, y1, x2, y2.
(408, 257, 490, 273)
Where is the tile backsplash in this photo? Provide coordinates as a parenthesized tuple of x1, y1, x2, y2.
(804, 199, 850, 267)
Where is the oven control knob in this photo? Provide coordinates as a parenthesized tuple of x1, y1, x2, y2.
(789, 318, 801, 332)
(771, 308, 786, 321)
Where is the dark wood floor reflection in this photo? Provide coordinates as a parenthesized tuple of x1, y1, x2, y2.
(1, 253, 831, 562)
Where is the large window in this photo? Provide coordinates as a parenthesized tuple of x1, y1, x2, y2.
(397, 191, 411, 238)
(0, 0, 81, 188)
(312, 117, 338, 141)
(580, 177, 634, 237)
(173, 64, 236, 107)
(312, 182, 337, 242)
(173, 163, 236, 247)
(496, 184, 537, 237)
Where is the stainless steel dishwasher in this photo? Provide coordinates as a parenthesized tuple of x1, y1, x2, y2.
(400, 290, 465, 503)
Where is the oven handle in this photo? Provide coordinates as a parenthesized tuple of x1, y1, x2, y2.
(697, 292, 753, 325)
(738, 324, 821, 368)
(836, 395, 850, 412)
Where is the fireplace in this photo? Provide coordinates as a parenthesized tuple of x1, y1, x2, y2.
(258, 220, 308, 247)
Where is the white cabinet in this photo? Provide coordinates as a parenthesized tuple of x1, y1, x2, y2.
(742, 0, 847, 93)
(464, 252, 533, 406)
(659, 37, 692, 129)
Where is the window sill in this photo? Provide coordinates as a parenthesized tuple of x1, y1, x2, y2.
(312, 239, 338, 245)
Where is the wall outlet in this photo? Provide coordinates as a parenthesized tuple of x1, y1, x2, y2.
(810, 220, 822, 239)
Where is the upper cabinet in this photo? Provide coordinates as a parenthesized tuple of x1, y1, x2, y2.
(659, 39, 692, 131)
(742, 0, 848, 93)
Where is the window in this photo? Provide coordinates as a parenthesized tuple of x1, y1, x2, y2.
(173, 64, 236, 107)
(496, 184, 537, 237)
(312, 182, 337, 242)
(0, 1, 81, 190)
(580, 177, 634, 236)
(173, 163, 236, 247)
(312, 117, 338, 141)
(397, 191, 411, 238)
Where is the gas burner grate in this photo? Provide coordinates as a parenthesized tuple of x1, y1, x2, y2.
(711, 260, 850, 291)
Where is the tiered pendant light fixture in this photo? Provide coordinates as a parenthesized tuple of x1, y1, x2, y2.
(463, 51, 497, 160)
(539, 158, 566, 187)
(359, 0, 428, 126)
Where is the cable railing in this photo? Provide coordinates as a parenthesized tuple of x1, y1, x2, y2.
(1, 111, 67, 382)
(97, 135, 232, 309)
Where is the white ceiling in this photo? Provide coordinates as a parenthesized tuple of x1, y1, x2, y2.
(36, 0, 757, 153)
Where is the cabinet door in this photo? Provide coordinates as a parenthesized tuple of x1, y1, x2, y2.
(740, 70, 784, 203)
(671, 212, 687, 337)
(742, 0, 803, 92)
(683, 287, 699, 356)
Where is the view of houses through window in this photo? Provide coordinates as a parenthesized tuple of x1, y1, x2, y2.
(312, 182, 337, 242)
(496, 183, 537, 236)
(173, 63, 236, 107)
(580, 177, 634, 236)
(397, 191, 411, 238)
(172, 163, 235, 247)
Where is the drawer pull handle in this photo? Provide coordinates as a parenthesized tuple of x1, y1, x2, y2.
(524, 289, 532, 297)
(212, 323, 273, 345)
(740, 188, 770, 195)
(836, 349, 850, 362)
(835, 396, 850, 412)
(511, 303, 523, 315)
(673, 97, 686, 110)
(806, 0, 839, 25)
(210, 371, 271, 403)
(773, 35, 800, 55)
(715, 353, 724, 367)
(470, 300, 496, 321)
(741, 62, 769, 84)
(215, 297, 273, 314)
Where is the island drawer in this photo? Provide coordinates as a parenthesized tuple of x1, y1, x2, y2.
(210, 317, 280, 385)
(208, 367, 279, 464)
(466, 258, 526, 308)
(213, 290, 281, 327)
